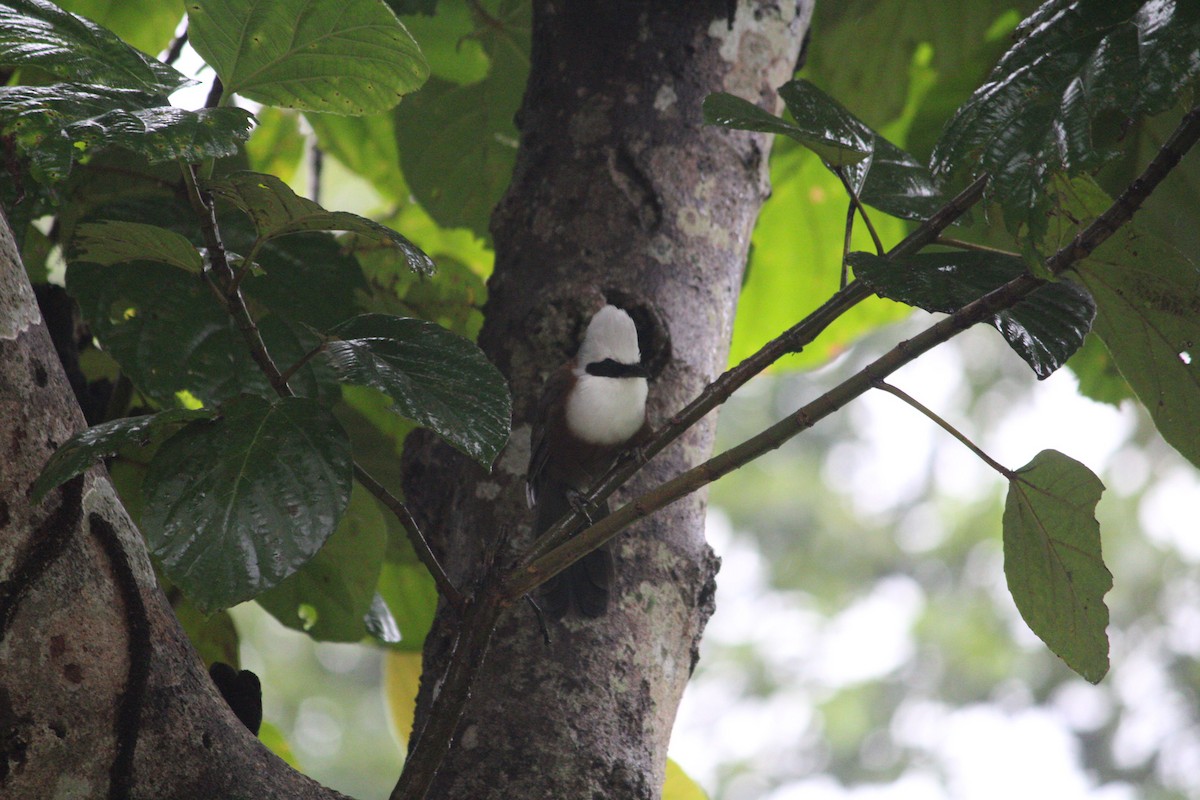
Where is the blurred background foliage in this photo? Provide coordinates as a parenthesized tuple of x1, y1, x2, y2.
(18, 0, 1200, 798)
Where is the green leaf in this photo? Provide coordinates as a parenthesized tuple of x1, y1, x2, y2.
(186, 0, 429, 114)
(703, 92, 871, 167)
(0, 84, 254, 183)
(0, 0, 189, 94)
(256, 483, 386, 642)
(206, 171, 434, 275)
(52, 0, 185, 58)
(376, 560, 436, 651)
(67, 260, 323, 406)
(1003, 449, 1111, 683)
(143, 395, 353, 612)
(393, 0, 528, 238)
(1073, 226, 1200, 468)
(398, 2, 490, 85)
(931, 0, 1200, 237)
(663, 759, 709, 800)
(1066, 332, 1135, 407)
(32, 408, 214, 501)
(849, 250, 1095, 378)
(845, 136, 945, 222)
(172, 596, 241, 669)
(70, 221, 203, 274)
(325, 314, 511, 467)
(244, 106, 305, 185)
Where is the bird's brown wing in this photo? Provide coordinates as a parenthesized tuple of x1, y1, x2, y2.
(526, 363, 573, 507)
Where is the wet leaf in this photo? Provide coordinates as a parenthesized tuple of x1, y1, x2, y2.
(70, 221, 203, 274)
(143, 395, 353, 612)
(1003, 450, 1110, 683)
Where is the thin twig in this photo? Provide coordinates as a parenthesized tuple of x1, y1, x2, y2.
(874, 381, 1013, 479)
(509, 104, 1200, 600)
(162, 26, 188, 67)
(834, 166, 885, 256)
(936, 236, 1021, 257)
(204, 75, 223, 109)
(277, 340, 328, 387)
(841, 200, 855, 288)
(354, 466, 465, 611)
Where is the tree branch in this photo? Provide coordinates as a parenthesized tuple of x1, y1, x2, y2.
(524, 174, 989, 564)
(511, 103, 1200, 599)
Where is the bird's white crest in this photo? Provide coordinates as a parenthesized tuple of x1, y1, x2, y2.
(575, 305, 641, 368)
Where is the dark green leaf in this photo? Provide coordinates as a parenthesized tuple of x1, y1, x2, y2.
(241, 232, 369, 332)
(931, 0, 1200, 237)
(849, 250, 1095, 378)
(0, 0, 189, 94)
(66, 260, 324, 406)
(375, 561, 436, 651)
(1073, 226, 1200, 468)
(325, 314, 511, 467)
(0, 84, 253, 183)
(70, 221, 203, 274)
(398, 2, 490, 85)
(1003, 449, 1111, 683)
(206, 171, 434, 275)
(703, 92, 871, 167)
(1066, 332, 1135, 407)
(143, 395, 353, 612)
(32, 408, 214, 501)
(172, 596, 241, 669)
(187, 0, 429, 114)
(706, 81, 943, 219)
(257, 484, 386, 642)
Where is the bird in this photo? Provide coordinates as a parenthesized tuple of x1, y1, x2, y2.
(527, 305, 650, 618)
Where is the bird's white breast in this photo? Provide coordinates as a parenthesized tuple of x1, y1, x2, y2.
(565, 373, 648, 446)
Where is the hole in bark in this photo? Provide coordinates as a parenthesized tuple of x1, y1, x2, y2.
(63, 663, 83, 684)
(202, 732, 213, 749)
(603, 291, 671, 378)
(0, 501, 8, 529)
(33, 361, 48, 387)
(49, 721, 66, 739)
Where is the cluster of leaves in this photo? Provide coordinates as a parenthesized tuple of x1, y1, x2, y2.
(707, 0, 1200, 683)
(2, 0, 514, 654)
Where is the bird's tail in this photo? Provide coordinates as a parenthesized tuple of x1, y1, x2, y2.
(541, 544, 614, 619)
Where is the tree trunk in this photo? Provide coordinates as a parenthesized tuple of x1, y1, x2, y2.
(401, 2, 810, 797)
(0, 212, 344, 798)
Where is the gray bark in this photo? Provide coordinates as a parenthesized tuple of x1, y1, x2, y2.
(401, 2, 810, 798)
(0, 212, 345, 799)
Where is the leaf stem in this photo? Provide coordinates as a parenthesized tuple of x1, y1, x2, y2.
(841, 200, 855, 288)
(834, 166, 885, 256)
(935, 236, 1021, 258)
(874, 380, 1014, 479)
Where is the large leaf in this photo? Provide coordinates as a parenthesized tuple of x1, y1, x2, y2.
(70, 221, 203, 274)
(703, 91, 870, 167)
(306, 111, 406, 202)
(206, 171, 434, 275)
(256, 483, 386, 642)
(66, 260, 324, 406)
(32, 408, 214, 501)
(706, 80, 943, 220)
(187, 0, 429, 114)
(663, 760, 709, 800)
(0, 0, 188, 94)
(393, 0, 528, 238)
(1073, 226, 1200, 468)
(931, 0, 1200, 238)
(1003, 449, 1110, 683)
(324, 314, 511, 467)
(143, 395, 353, 611)
(849, 250, 1095, 378)
(0, 83, 253, 183)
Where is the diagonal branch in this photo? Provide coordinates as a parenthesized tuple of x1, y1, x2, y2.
(510, 103, 1200, 599)
(524, 174, 990, 564)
